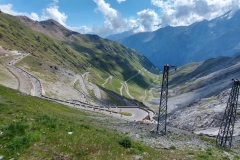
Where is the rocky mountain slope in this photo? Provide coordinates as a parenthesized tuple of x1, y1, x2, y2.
(110, 9, 240, 68)
(0, 12, 159, 106)
(145, 54, 240, 142)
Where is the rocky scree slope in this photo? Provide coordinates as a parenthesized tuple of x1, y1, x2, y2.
(147, 55, 240, 141)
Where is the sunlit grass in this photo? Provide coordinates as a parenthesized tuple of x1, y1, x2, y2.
(0, 77, 237, 159)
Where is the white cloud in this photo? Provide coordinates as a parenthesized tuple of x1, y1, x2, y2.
(93, 0, 130, 35)
(117, 0, 126, 3)
(0, 1, 91, 34)
(136, 9, 160, 32)
(40, 2, 68, 26)
(40, 1, 92, 34)
(0, 4, 17, 15)
(0, 1, 67, 26)
(69, 26, 92, 34)
(30, 13, 40, 21)
(0, 4, 40, 20)
(93, 0, 161, 36)
(2, 0, 239, 36)
(93, 0, 240, 35)
(151, 0, 240, 27)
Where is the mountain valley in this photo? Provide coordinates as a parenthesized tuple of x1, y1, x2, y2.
(0, 12, 160, 107)
(0, 11, 240, 159)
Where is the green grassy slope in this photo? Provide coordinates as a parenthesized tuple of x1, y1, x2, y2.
(0, 12, 159, 103)
(0, 85, 236, 159)
(170, 57, 231, 86)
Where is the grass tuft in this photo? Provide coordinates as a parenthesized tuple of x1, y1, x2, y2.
(119, 136, 132, 148)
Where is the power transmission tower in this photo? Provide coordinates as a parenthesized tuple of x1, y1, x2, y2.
(216, 79, 240, 149)
(152, 64, 176, 135)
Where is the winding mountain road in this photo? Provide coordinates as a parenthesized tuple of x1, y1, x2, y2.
(102, 76, 113, 87)
(72, 74, 88, 103)
(9, 54, 42, 97)
(7, 52, 155, 121)
(119, 68, 144, 99)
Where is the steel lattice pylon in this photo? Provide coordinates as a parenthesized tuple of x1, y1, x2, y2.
(216, 79, 240, 149)
(152, 64, 176, 135)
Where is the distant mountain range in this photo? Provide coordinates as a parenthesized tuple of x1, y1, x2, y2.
(106, 30, 135, 41)
(107, 9, 240, 68)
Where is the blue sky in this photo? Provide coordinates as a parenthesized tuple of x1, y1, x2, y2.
(0, 0, 239, 37)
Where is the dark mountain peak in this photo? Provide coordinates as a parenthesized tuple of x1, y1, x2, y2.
(40, 19, 66, 30)
(16, 16, 78, 40)
(41, 19, 57, 24)
(40, 19, 79, 38)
